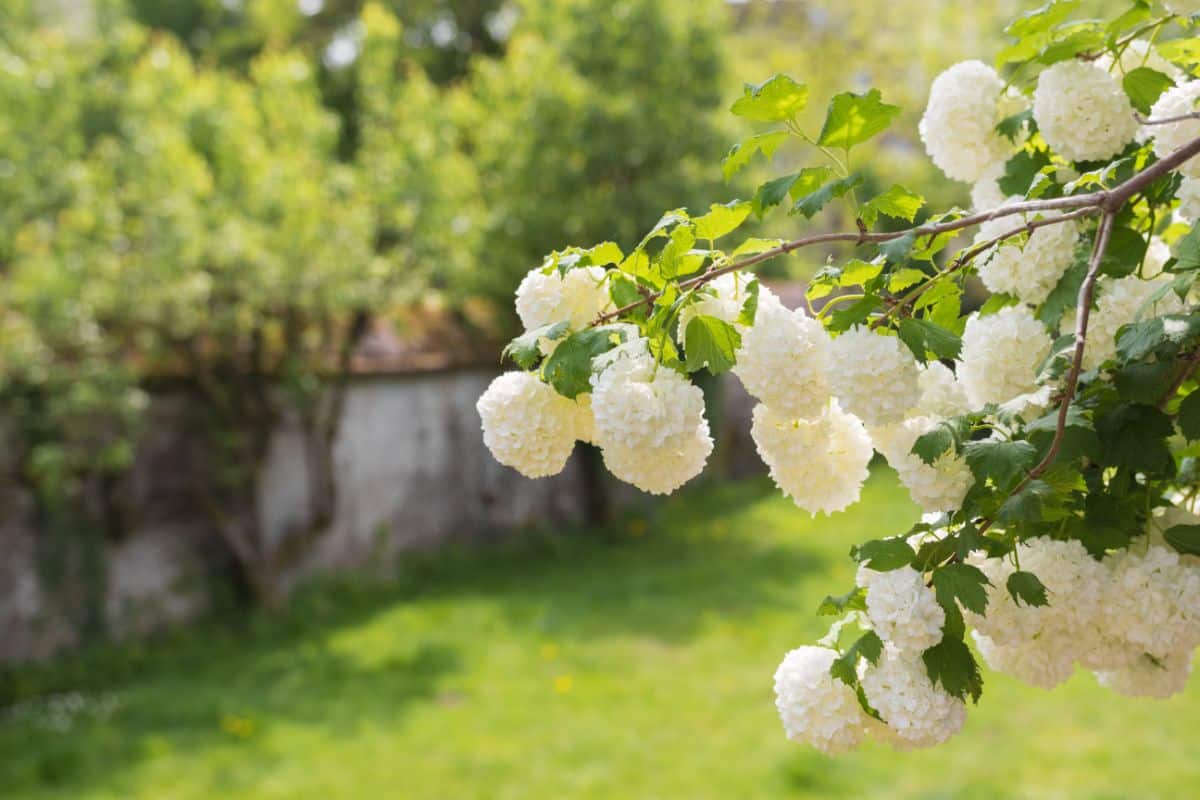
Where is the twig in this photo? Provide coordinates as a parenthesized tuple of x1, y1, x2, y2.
(1136, 111, 1200, 126)
(978, 212, 1116, 535)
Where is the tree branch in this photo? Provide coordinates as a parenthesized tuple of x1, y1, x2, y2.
(978, 211, 1116, 535)
(591, 131, 1200, 326)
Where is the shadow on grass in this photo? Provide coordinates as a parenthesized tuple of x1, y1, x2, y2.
(0, 477, 830, 795)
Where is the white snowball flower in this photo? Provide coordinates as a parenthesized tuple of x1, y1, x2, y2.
(1102, 544, 1200, 659)
(912, 362, 971, 418)
(477, 372, 581, 478)
(828, 327, 921, 426)
(1080, 274, 1186, 369)
(1095, 650, 1193, 699)
(515, 265, 613, 332)
(873, 417, 973, 513)
(751, 402, 873, 515)
(977, 213, 1081, 306)
(860, 646, 967, 749)
(959, 306, 1053, 408)
(856, 565, 945, 652)
(677, 271, 757, 333)
(919, 60, 1012, 182)
(1148, 80, 1200, 178)
(1178, 177, 1200, 221)
(1033, 60, 1138, 163)
(1145, 236, 1172, 279)
(972, 630, 1078, 690)
(970, 170, 1009, 213)
(590, 339, 712, 494)
(773, 646, 869, 754)
(599, 422, 713, 496)
(967, 537, 1107, 648)
(734, 294, 833, 421)
(1097, 40, 1184, 82)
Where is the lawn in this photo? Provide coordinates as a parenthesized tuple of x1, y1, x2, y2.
(2, 470, 1198, 799)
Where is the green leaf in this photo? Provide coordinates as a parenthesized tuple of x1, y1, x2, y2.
(1038, 256, 1087, 328)
(996, 109, 1033, 142)
(911, 418, 970, 465)
(542, 326, 628, 399)
(1123, 67, 1175, 115)
(730, 74, 809, 122)
(732, 237, 785, 257)
(922, 636, 984, 703)
(999, 148, 1052, 196)
(1007, 571, 1050, 608)
(1096, 403, 1177, 476)
(721, 130, 791, 181)
(830, 631, 884, 687)
(861, 184, 924, 227)
(1115, 361, 1174, 404)
(658, 225, 698, 279)
(932, 563, 991, 616)
(683, 315, 742, 374)
(692, 201, 752, 242)
(1163, 524, 1200, 557)
(1179, 390, 1200, 441)
(1173, 223, 1200, 272)
(608, 274, 643, 311)
(1037, 24, 1107, 65)
(963, 440, 1038, 489)
(850, 537, 916, 571)
(878, 229, 918, 265)
(752, 172, 801, 217)
(997, 479, 1056, 523)
(816, 89, 901, 150)
(737, 279, 761, 327)
(791, 172, 863, 219)
(816, 587, 867, 616)
(1158, 37, 1200, 68)
(896, 318, 963, 364)
(1116, 314, 1200, 362)
(1005, 0, 1081, 38)
(1100, 227, 1149, 278)
(502, 321, 570, 369)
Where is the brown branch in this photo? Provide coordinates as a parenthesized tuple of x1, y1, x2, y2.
(1136, 111, 1200, 127)
(592, 131, 1200, 326)
(978, 212, 1116, 536)
(871, 206, 1101, 329)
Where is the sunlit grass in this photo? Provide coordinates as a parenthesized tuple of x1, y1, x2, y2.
(2, 471, 1198, 799)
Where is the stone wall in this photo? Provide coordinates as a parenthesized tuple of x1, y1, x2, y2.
(0, 369, 758, 663)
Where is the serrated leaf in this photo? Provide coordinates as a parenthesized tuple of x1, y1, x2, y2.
(817, 89, 901, 150)
(1158, 37, 1200, 68)
(737, 279, 760, 327)
(730, 74, 809, 122)
(922, 636, 984, 703)
(816, 587, 867, 616)
(658, 225, 698, 279)
(721, 130, 791, 181)
(1007, 571, 1050, 607)
(963, 440, 1038, 489)
(790, 170, 859, 219)
(861, 184, 924, 227)
(683, 315, 741, 374)
(1100, 227, 1149, 278)
(542, 326, 628, 399)
(1117, 315, 1200, 362)
(932, 563, 991, 615)
(911, 419, 967, 465)
(502, 321, 570, 369)
(1164, 524, 1200, 557)
(996, 109, 1033, 142)
(1123, 67, 1174, 115)
(830, 631, 884, 687)
(1173, 223, 1200, 271)
(1005, 0, 1081, 38)
(1096, 402, 1177, 476)
(999, 148, 1052, 196)
(1179, 390, 1200, 441)
(850, 537, 916, 571)
(693, 201, 752, 242)
(997, 478, 1056, 523)
(897, 318, 963, 364)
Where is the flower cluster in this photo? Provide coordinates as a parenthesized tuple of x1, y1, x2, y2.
(482, 8, 1200, 758)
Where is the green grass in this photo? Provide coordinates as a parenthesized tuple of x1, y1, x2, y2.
(2, 471, 1199, 799)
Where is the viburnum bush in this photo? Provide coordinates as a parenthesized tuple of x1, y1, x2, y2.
(478, 1, 1200, 752)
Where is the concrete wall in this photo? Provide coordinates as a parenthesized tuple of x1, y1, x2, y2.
(4, 368, 736, 663)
